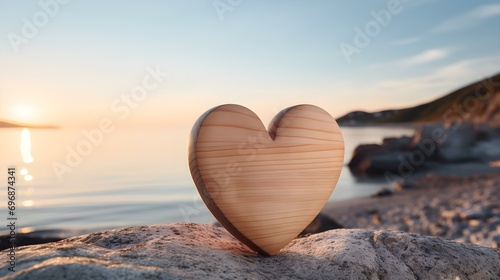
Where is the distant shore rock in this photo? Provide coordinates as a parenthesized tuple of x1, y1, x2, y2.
(2, 223, 500, 279)
(337, 73, 500, 126)
(348, 123, 500, 176)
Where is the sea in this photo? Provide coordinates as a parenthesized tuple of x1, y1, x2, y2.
(0, 126, 414, 237)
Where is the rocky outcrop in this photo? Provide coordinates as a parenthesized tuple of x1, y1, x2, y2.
(348, 124, 500, 175)
(347, 139, 414, 175)
(337, 73, 500, 126)
(1, 223, 499, 279)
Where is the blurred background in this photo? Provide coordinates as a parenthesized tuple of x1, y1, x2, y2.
(0, 1, 499, 243)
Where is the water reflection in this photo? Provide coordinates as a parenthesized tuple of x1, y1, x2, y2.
(20, 128, 33, 163)
(20, 128, 35, 208)
(23, 200, 35, 207)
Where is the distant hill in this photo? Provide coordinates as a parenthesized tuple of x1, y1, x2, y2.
(0, 120, 57, 129)
(337, 73, 500, 126)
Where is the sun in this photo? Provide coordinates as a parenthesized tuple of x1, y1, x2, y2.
(12, 104, 36, 123)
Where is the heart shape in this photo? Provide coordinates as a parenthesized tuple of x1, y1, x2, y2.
(188, 104, 344, 255)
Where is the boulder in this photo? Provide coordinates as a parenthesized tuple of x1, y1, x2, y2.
(436, 124, 478, 162)
(2, 223, 499, 279)
(458, 207, 494, 220)
(348, 136, 432, 175)
(348, 144, 416, 175)
(361, 152, 413, 174)
(382, 136, 413, 151)
(348, 123, 500, 175)
(471, 139, 500, 161)
(348, 144, 384, 172)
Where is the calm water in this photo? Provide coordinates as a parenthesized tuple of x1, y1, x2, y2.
(0, 126, 413, 236)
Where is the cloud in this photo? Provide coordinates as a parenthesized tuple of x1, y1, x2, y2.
(391, 37, 421, 46)
(373, 54, 500, 99)
(395, 49, 448, 66)
(338, 54, 500, 113)
(367, 48, 449, 70)
(433, 3, 500, 33)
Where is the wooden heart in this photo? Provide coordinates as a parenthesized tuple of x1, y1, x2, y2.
(188, 104, 344, 255)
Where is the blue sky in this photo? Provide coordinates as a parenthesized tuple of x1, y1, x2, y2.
(0, 0, 499, 126)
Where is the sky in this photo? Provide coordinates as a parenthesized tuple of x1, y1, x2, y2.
(0, 0, 499, 127)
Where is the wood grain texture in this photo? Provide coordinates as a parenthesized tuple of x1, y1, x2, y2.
(188, 104, 344, 255)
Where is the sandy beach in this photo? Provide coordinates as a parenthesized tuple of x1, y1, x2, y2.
(324, 173, 500, 248)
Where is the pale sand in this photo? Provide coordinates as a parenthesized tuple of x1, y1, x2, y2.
(323, 173, 500, 248)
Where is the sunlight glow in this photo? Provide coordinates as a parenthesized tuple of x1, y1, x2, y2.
(12, 104, 36, 123)
(20, 128, 34, 163)
(22, 200, 35, 207)
(20, 227, 34, 234)
(24, 175, 33, 181)
(20, 168, 29, 176)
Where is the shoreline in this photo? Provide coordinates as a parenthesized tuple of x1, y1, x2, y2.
(3, 172, 499, 250)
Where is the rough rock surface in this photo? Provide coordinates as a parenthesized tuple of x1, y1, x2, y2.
(325, 174, 500, 249)
(1, 223, 499, 279)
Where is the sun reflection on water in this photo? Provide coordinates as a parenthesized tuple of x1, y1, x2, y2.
(20, 128, 36, 209)
(20, 128, 34, 163)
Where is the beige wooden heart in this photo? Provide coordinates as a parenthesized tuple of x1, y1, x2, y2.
(188, 104, 344, 255)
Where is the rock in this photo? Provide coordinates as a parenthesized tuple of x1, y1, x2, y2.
(459, 207, 493, 220)
(298, 213, 343, 237)
(348, 123, 500, 175)
(0, 233, 63, 251)
(409, 124, 441, 160)
(348, 137, 427, 175)
(348, 148, 416, 175)
(436, 124, 479, 162)
(471, 139, 500, 161)
(371, 188, 393, 197)
(2, 223, 499, 279)
(361, 152, 413, 174)
(494, 235, 500, 247)
(382, 136, 413, 151)
(468, 220, 482, 227)
(211, 221, 222, 227)
(412, 123, 482, 163)
(348, 144, 384, 173)
(489, 217, 500, 229)
(393, 180, 418, 191)
(440, 210, 458, 220)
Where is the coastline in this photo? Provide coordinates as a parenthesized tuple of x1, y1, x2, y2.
(4, 172, 500, 250)
(0, 121, 58, 129)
